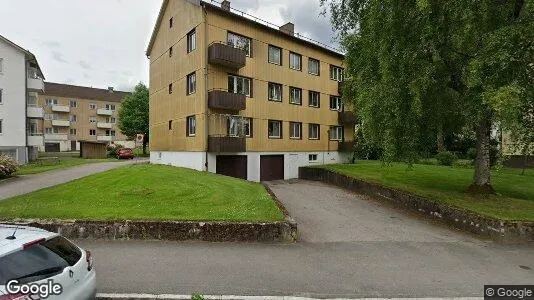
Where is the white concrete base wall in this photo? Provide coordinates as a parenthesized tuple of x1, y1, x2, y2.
(152, 150, 350, 182)
(150, 151, 206, 171)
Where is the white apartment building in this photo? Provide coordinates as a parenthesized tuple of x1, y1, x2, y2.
(0, 34, 45, 164)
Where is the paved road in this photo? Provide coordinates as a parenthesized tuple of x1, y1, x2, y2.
(76, 180, 534, 298)
(0, 159, 147, 200)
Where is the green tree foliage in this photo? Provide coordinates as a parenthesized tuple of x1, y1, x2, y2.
(118, 83, 149, 154)
(322, 0, 533, 193)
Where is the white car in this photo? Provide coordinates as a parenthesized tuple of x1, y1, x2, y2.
(0, 225, 96, 300)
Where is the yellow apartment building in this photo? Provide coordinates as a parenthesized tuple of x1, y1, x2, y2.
(37, 82, 131, 152)
(146, 0, 356, 181)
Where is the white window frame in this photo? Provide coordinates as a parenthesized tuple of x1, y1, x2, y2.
(268, 82, 282, 102)
(45, 127, 53, 134)
(0, 119, 2, 134)
(330, 65, 344, 82)
(228, 75, 251, 97)
(89, 129, 96, 136)
(268, 45, 282, 65)
(89, 116, 97, 123)
(289, 52, 302, 70)
(227, 32, 251, 57)
(70, 115, 77, 122)
(89, 103, 96, 110)
(330, 96, 342, 111)
(228, 116, 242, 137)
(187, 116, 196, 137)
(289, 122, 302, 139)
(309, 91, 320, 107)
(309, 154, 318, 162)
(107, 117, 116, 123)
(187, 72, 196, 95)
(69, 128, 77, 135)
(309, 123, 320, 140)
(0, 58, 3, 74)
(268, 120, 282, 139)
(244, 118, 252, 138)
(27, 94, 37, 107)
(45, 98, 58, 106)
(69, 100, 77, 108)
(0, 89, 3, 104)
(329, 126, 343, 141)
(308, 58, 320, 75)
(105, 104, 116, 111)
(187, 29, 196, 53)
(289, 87, 302, 105)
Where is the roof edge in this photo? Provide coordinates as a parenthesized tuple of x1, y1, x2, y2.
(146, 0, 169, 57)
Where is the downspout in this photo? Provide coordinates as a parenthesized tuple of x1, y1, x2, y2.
(24, 61, 29, 162)
(203, 4, 209, 171)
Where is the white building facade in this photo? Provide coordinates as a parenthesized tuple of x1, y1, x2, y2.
(0, 35, 45, 164)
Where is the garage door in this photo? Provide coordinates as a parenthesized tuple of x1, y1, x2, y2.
(216, 155, 247, 180)
(260, 155, 284, 181)
(44, 143, 60, 152)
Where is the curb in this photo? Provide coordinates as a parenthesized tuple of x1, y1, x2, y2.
(96, 294, 483, 300)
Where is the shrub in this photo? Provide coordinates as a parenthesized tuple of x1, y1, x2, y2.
(0, 154, 19, 179)
(466, 147, 477, 160)
(435, 151, 458, 166)
(106, 143, 124, 158)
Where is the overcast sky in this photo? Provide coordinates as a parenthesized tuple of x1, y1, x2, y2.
(0, 0, 338, 92)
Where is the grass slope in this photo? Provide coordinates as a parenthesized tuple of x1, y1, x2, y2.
(0, 165, 284, 222)
(16, 158, 114, 175)
(320, 161, 534, 221)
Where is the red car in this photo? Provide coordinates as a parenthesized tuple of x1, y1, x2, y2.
(117, 148, 135, 159)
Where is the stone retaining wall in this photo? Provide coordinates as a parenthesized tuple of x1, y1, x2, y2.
(3, 219, 298, 243)
(299, 167, 534, 243)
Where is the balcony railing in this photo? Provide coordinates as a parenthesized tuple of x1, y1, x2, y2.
(51, 120, 70, 127)
(208, 90, 246, 111)
(27, 134, 44, 146)
(51, 105, 70, 113)
(208, 136, 246, 153)
(97, 135, 113, 142)
(338, 111, 358, 124)
(97, 122, 114, 129)
(208, 42, 246, 69)
(97, 109, 114, 116)
(44, 134, 68, 141)
(27, 107, 44, 118)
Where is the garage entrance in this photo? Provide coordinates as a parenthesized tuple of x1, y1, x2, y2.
(260, 155, 284, 181)
(216, 155, 247, 180)
(44, 143, 60, 152)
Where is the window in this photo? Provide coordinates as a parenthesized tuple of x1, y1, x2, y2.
(89, 116, 97, 123)
(69, 128, 77, 135)
(105, 104, 116, 110)
(330, 65, 344, 82)
(228, 116, 241, 137)
(70, 115, 77, 122)
(268, 45, 282, 65)
(169, 17, 173, 28)
(308, 58, 320, 75)
(89, 129, 96, 136)
(309, 91, 320, 107)
(27, 94, 37, 107)
(0, 119, 2, 134)
(0, 89, 3, 104)
(330, 96, 342, 111)
(289, 52, 302, 70)
(187, 29, 196, 53)
(168, 120, 173, 130)
(309, 154, 318, 162)
(0, 58, 3, 73)
(169, 46, 173, 57)
(289, 122, 302, 139)
(44, 113, 58, 120)
(168, 83, 173, 94)
(244, 118, 253, 138)
(187, 72, 196, 95)
(227, 32, 252, 57)
(268, 82, 282, 102)
(309, 123, 320, 140)
(330, 126, 343, 141)
(289, 87, 302, 105)
(186, 116, 196, 136)
(89, 103, 96, 110)
(268, 120, 282, 139)
(105, 130, 116, 137)
(69, 100, 77, 108)
(45, 98, 58, 106)
(228, 75, 252, 97)
(28, 120, 38, 134)
(106, 117, 116, 123)
(45, 127, 52, 134)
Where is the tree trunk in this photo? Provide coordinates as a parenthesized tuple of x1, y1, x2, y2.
(468, 113, 495, 195)
(437, 127, 445, 152)
(521, 153, 527, 176)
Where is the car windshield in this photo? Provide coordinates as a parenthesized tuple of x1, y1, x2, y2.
(0, 236, 81, 285)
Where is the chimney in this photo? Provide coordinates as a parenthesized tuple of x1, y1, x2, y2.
(279, 22, 295, 36)
(108, 87, 114, 93)
(221, 0, 230, 11)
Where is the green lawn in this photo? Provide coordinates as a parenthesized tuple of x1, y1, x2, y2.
(0, 164, 284, 222)
(16, 157, 115, 175)
(319, 161, 534, 221)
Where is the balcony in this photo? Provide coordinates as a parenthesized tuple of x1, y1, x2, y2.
(52, 120, 70, 127)
(27, 134, 44, 146)
(97, 135, 113, 142)
(97, 109, 114, 116)
(208, 136, 246, 153)
(51, 105, 70, 113)
(44, 134, 68, 141)
(208, 42, 246, 69)
(208, 90, 246, 111)
(97, 122, 113, 129)
(27, 107, 44, 118)
(27, 69, 44, 91)
(338, 111, 358, 124)
(338, 140, 356, 152)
